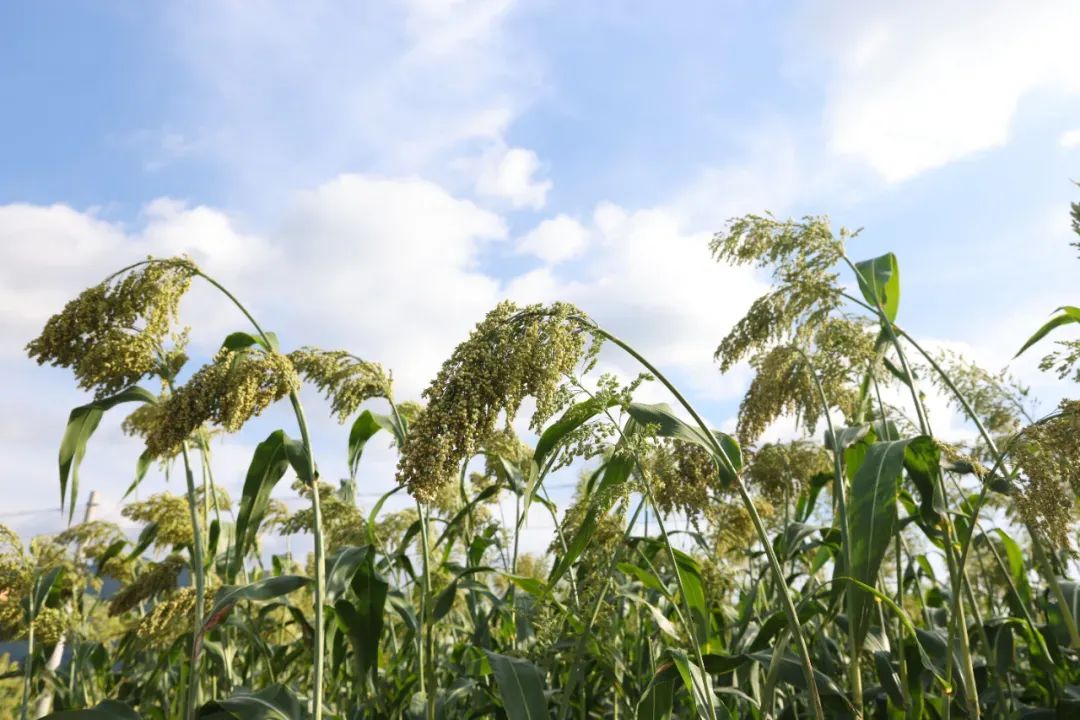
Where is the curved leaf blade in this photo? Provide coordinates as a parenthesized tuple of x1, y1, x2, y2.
(847, 438, 908, 649)
(855, 252, 901, 322)
(484, 651, 549, 720)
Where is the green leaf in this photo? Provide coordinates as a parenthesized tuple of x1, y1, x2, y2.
(992, 528, 1033, 611)
(347, 410, 396, 477)
(347, 547, 389, 680)
(126, 448, 155, 501)
(626, 403, 740, 481)
(534, 396, 619, 467)
(220, 331, 280, 353)
(204, 575, 310, 634)
(838, 576, 949, 690)
(847, 438, 908, 649)
(855, 252, 901, 322)
(125, 521, 159, 560)
(744, 652, 847, 699)
(25, 566, 63, 621)
(636, 674, 675, 720)
(668, 649, 717, 720)
(671, 548, 709, 645)
(282, 433, 314, 484)
(823, 424, 870, 451)
(196, 684, 303, 720)
(229, 431, 292, 581)
(433, 580, 458, 621)
(42, 700, 141, 719)
(484, 651, 549, 720)
(59, 385, 156, 521)
(94, 540, 127, 578)
(1014, 306, 1080, 357)
(873, 650, 905, 708)
(616, 561, 670, 597)
(902, 435, 945, 523)
(1046, 579, 1080, 647)
(324, 545, 370, 603)
(366, 486, 402, 547)
(547, 457, 632, 587)
(626, 403, 712, 448)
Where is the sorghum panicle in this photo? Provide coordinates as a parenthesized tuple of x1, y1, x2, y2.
(108, 555, 186, 617)
(289, 347, 393, 422)
(26, 258, 197, 398)
(397, 301, 596, 503)
(746, 440, 832, 506)
(1011, 400, 1080, 551)
(142, 347, 300, 458)
(711, 214, 846, 372)
(737, 317, 874, 445)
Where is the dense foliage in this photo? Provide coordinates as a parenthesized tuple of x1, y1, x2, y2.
(2, 197, 1079, 720)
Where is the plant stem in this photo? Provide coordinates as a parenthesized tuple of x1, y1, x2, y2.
(186, 263, 329, 720)
(840, 261, 980, 719)
(179, 442, 206, 720)
(798, 348, 863, 718)
(581, 320, 826, 720)
(20, 611, 34, 720)
(558, 496, 645, 720)
(640, 484, 718, 720)
(415, 499, 436, 720)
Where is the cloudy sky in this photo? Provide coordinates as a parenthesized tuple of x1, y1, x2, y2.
(2, 1, 1079, 550)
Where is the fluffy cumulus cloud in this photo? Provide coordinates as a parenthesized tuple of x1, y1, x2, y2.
(0, 200, 266, 359)
(159, 0, 540, 202)
(263, 174, 507, 398)
(516, 214, 588, 263)
(805, 0, 1080, 181)
(475, 145, 553, 209)
(1061, 129, 1080, 149)
(0, 170, 779, 534)
(0, 174, 512, 528)
(508, 201, 768, 404)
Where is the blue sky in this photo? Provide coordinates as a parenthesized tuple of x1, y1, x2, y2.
(2, 1, 1079, 548)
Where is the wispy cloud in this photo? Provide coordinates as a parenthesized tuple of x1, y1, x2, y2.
(803, 0, 1080, 182)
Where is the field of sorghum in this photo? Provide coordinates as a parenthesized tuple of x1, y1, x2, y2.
(1, 200, 1079, 720)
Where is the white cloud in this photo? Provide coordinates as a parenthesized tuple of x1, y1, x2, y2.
(262, 174, 507, 398)
(476, 145, 553, 209)
(508, 201, 768, 404)
(0, 174, 509, 523)
(1061, 128, 1080, 149)
(517, 214, 588, 263)
(162, 1, 540, 204)
(805, 0, 1080, 181)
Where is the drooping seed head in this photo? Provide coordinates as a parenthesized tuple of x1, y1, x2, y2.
(289, 347, 392, 422)
(142, 347, 300, 458)
(397, 301, 597, 503)
(108, 555, 186, 617)
(746, 440, 832, 505)
(646, 440, 726, 519)
(26, 258, 197, 398)
(136, 586, 215, 648)
(1011, 401, 1080, 551)
(121, 493, 195, 549)
(736, 317, 874, 445)
(711, 214, 846, 372)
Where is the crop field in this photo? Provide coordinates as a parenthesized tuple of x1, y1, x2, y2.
(1, 202, 1078, 720)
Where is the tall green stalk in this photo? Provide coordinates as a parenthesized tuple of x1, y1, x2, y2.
(799, 348, 863, 718)
(578, 319, 826, 720)
(179, 442, 206, 720)
(122, 259, 330, 720)
(20, 605, 35, 720)
(841, 262, 981, 719)
(415, 499, 436, 720)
